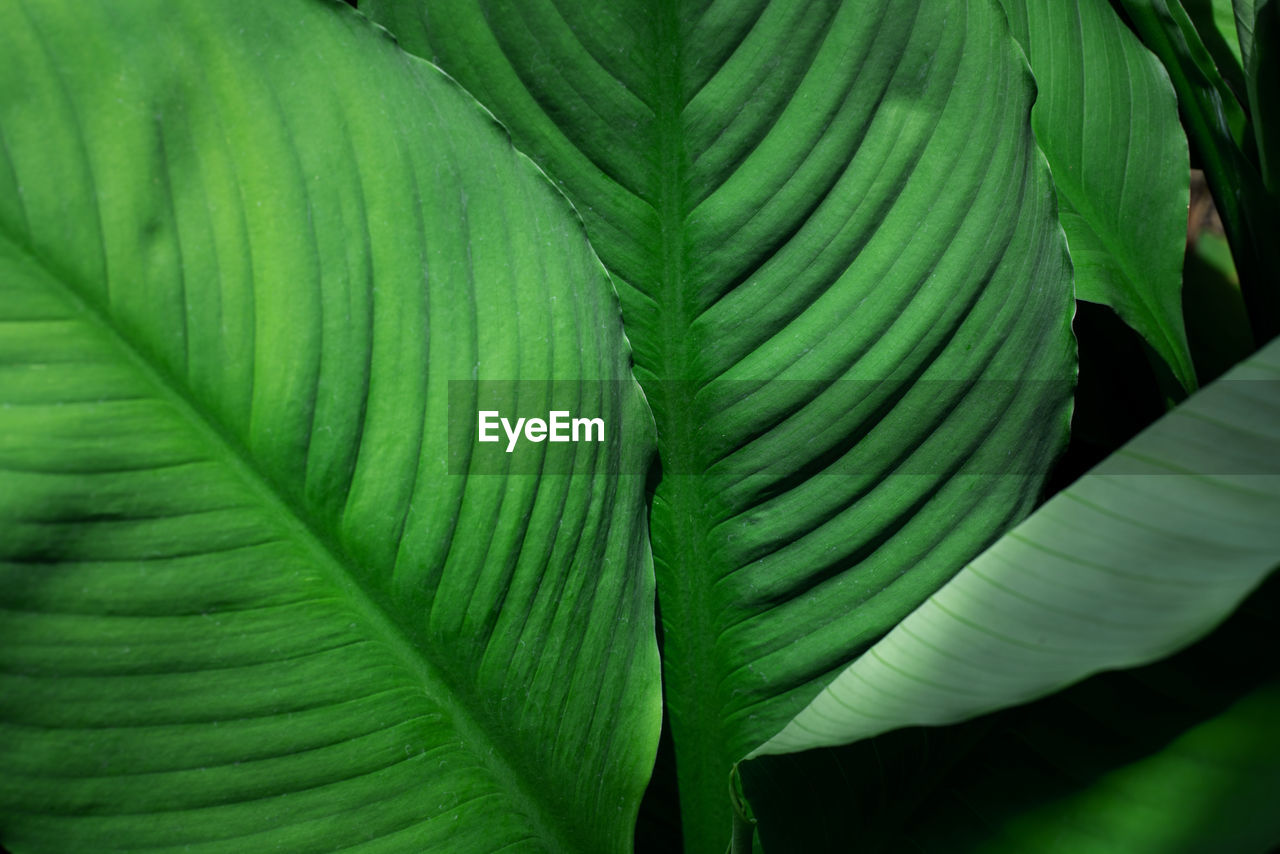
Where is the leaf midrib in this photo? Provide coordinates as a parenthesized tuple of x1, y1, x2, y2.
(4, 229, 581, 853)
(645, 2, 742, 850)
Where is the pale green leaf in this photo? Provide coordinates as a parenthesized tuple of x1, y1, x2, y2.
(755, 336, 1280, 757)
(1000, 0, 1196, 390)
(0, 1, 659, 852)
(364, 1, 1076, 848)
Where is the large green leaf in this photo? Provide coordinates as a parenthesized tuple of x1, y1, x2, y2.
(1000, 0, 1196, 390)
(365, 1, 1076, 849)
(756, 334, 1280, 756)
(0, 1, 659, 852)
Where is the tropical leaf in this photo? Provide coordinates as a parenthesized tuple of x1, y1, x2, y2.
(755, 335, 1280, 756)
(365, 0, 1076, 848)
(999, 0, 1196, 390)
(743, 573, 1280, 853)
(1119, 0, 1280, 341)
(0, 1, 659, 852)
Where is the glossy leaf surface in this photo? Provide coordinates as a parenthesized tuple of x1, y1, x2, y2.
(365, 1, 1076, 848)
(0, 1, 658, 851)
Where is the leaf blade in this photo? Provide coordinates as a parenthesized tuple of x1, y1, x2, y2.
(1120, 0, 1280, 342)
(0, 1, 659, 851)
(1001, 0, 1196, 390)
(756, 335, 1280, 756)
(366, 2, 1077, 849)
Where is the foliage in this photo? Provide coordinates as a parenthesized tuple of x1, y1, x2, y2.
(0, 0, 1276, 853)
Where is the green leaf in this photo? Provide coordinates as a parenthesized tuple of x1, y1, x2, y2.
(1244, 0, 1280, 192)
(743, 574, 1280, 853)
(1197, 0, 1278, 193)
(1184, 0, 1249, 97)
(1119, 0, 1280, 341)
(365, 0, 1076, 848)
(755, 335, 1280, 756)
(0, 1, 659, 852)
(1234, 0, 1259, 72)
(999, 0, 1196, 390)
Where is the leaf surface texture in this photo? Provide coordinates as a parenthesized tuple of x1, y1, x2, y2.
(365, 1, 1077, 847)
(0, 2, 659, 852)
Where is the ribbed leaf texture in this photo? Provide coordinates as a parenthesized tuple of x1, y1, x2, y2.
(365, 1, 1076, 848)
(0, 2, 658, 852)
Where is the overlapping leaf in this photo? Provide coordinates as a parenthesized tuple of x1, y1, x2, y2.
(0, 1, 659, 852)
(758, 335, 1280, 755)
(1000, 0, 1196, 389)
(366, 1, 1076, 848)
(1243, 0, 1279, 192)
(913, 683, 1280, 853)
(1120, 0, 1280, 342)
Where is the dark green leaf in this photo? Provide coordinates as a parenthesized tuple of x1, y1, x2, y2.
(1183, 0, 1249, 97)
(1234, 0, 1259, 71)
(1244, 0, 1280, 192)
(1120, 0, 1280, 340)
(1184, 230, 1255, 381)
